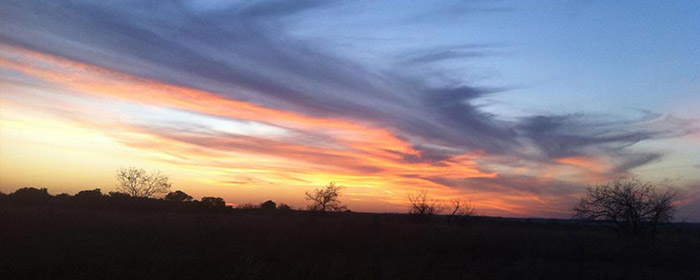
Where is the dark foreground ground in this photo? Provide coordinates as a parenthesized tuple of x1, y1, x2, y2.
(2, 204, 699, 280)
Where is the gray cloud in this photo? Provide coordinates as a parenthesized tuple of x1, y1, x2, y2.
(421, 174, 584, 196)
(235, 0, 337, 18)
(516, 114, 692, 167)
(0, 0, 694, 188)
(611, 153, 663, 174)
(397, 44, 499, 65)
(0, 1, 515, 151)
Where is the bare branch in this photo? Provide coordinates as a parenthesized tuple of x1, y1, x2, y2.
(407, 191, 441, 217)
(116, 167, 171, 198)
(449, 197, 476, 217)
(305, 182, 347, 212)
(573, 177, 677, 236)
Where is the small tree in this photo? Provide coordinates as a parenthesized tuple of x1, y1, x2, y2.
(407, 191, 441, 217)
(116, 167, 171, 198)
(165, 190, 193, 202)
(305, 182, 347, 212)
(573, 177, 677, 236)
(448, 198, 476, 217)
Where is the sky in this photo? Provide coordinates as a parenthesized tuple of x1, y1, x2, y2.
(0, 0, 699, 220)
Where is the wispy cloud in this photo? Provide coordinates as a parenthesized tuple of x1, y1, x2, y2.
(0, 0, 697, 217)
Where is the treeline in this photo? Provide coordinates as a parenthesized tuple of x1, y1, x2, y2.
(0, 187, 293, 213)
(1, 168, 349, 215)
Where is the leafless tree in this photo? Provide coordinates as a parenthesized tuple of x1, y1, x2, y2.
(573, 177, 677, 236)
(407, 191, 441, 217)
(448, 198, 477, 217)
(116, 167, 172, 198)
(305, 182, 347, 212)
(446, 197, 477, 224)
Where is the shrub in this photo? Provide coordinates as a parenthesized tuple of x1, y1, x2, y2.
(573, 177, 677, 236)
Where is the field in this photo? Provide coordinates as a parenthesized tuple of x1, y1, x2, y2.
(2, 202, 699, 280)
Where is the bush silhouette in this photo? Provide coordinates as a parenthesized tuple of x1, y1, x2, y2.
(165, 190, 193, 202)
(277, 203, 293, 211)
(237, 203, 258, 209)
(53, 193, 72, 204)
(108, 191, 132, 200)
(260, 200, 276, 211)
(200, 197, 226, 208)
(75, 189, 103, 200)
(9, 187, 52, 204)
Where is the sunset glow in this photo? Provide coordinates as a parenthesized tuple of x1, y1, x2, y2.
(1, 0, 699, 219)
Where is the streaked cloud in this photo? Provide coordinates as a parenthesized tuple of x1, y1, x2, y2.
(0, 0, 698, 218)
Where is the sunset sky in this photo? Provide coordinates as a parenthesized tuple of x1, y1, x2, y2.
(1, 0, 699, 220)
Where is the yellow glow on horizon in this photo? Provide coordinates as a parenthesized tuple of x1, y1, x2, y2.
(0, 44, 630, 216)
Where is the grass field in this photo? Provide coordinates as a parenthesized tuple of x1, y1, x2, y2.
(2, 201, 699, 280)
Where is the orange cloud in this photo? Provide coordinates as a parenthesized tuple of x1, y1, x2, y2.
(0, 44, 609, 216)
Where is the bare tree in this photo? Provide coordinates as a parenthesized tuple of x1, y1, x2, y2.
(116, 167, 172, 198)
(446, 197, 477, 224)
(573, 177, 677, 236)
(407, 191, 441, 217)
(305, 182, 347, 212)
(448, 198, 477, 217)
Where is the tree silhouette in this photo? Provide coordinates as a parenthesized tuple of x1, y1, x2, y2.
(116, 167, 171, 198)
(573, 177, 677, 236)
(305, 182, 347, 212)
(448, 197, 476, 218)
(407, 191, 441, 217)
(165, 190, 193, 202)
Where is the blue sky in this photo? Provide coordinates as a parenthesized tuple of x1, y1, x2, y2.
(283, 0, 700, 117)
